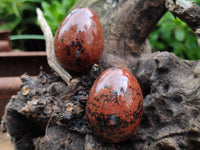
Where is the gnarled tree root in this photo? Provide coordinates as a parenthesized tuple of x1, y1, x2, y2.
(2, 52, 200, 150)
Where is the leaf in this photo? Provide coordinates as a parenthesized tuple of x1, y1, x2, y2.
(41, 0, 78, 35)
(155, 42, 165, 50)
(10, 34, 45, 40)
(175, 28, 186, 42)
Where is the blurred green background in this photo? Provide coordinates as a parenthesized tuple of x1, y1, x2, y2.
(0, 0, 200, 60)
(149, 0, 200, 60)
(0, 0, 78, 51)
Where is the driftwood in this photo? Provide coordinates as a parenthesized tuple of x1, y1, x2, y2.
(36, 8, 72, 84)
(1, 0, 200, 149)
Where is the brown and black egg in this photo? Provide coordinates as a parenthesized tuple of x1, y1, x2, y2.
(54, 8, 104, 73)
(86, 67, 143, 143)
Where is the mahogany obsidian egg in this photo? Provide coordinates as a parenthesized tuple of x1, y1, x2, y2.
(86, 67, 143, 143)
(54, 8, 104, 73)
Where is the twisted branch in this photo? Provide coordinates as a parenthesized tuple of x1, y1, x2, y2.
(36, 8, 72, 84)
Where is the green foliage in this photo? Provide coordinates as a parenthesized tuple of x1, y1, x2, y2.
(0, 0, 40, 33)
(149, 0, 200, 60)
(191, 0, 200, 5)
(0, 0, 77, 50)
(0, 0, 46, 50)
(0, 0, 77, 35)
(41, 0, 78, 35)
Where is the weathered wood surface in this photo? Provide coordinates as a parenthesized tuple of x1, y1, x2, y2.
(1, 0, 200, 150)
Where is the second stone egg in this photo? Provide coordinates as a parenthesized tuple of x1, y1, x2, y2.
(86, 67, 143, 143)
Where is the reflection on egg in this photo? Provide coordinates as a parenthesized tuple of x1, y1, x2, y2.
(54, 8, 104, 73)
(86, 67, 143, 143)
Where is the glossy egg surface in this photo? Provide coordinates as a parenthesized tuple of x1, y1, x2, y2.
(86, 67, 143, 143)
(54, 8, 104, 73)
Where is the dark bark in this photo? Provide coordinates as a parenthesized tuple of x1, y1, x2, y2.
(1, 0, 200, 150)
